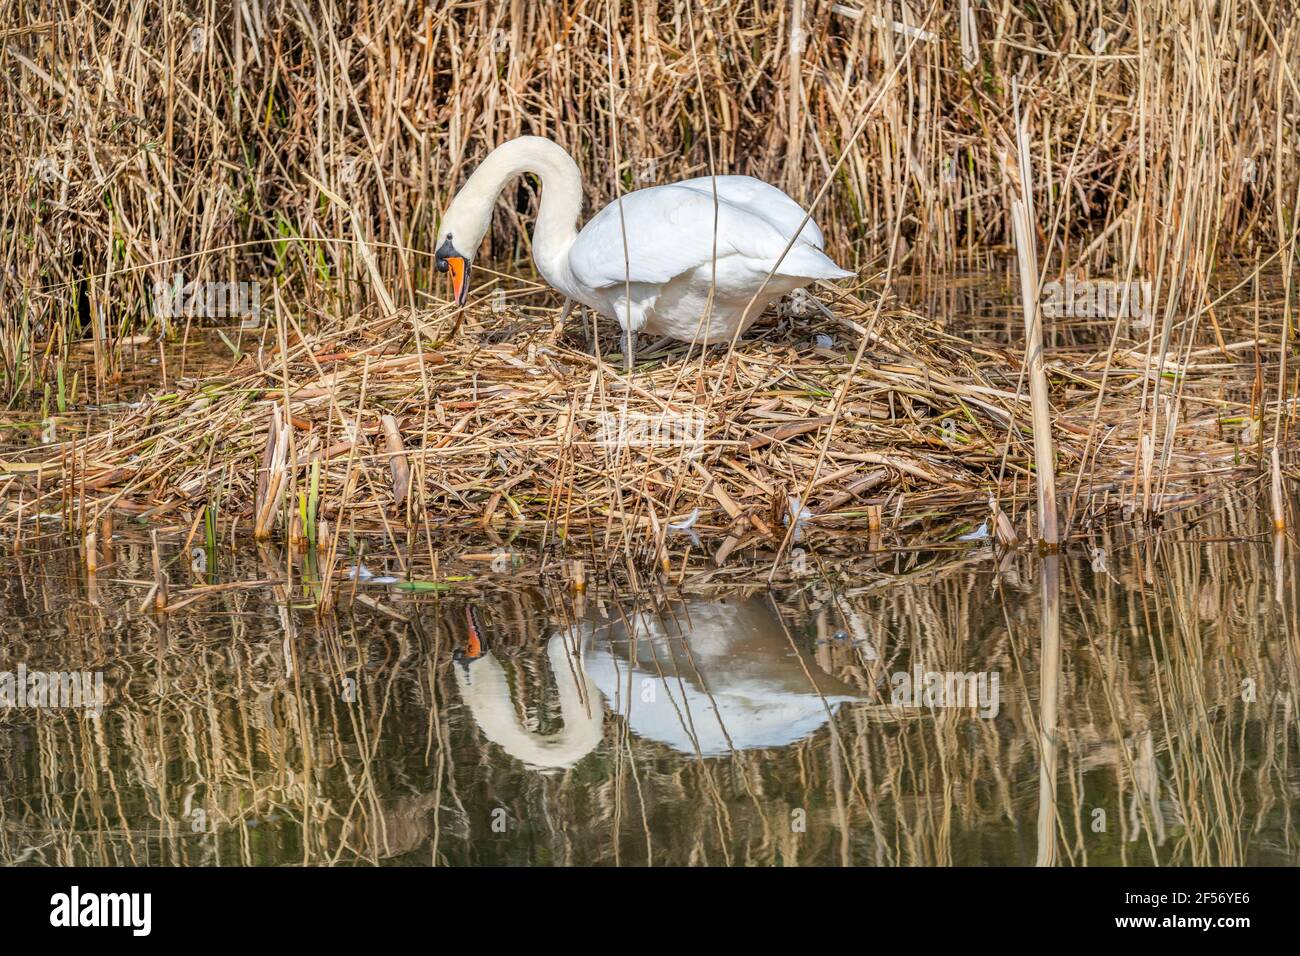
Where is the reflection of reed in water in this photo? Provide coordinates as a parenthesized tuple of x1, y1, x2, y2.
(0, 499, 1296, 865)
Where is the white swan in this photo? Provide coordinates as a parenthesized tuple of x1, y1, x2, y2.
(454, 598, 862, 768)
(580, 597, 863, 755)
(436, 136, 853, 369)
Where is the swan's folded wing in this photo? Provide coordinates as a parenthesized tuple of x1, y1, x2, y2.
(568, 184, 849, 290)
(673, 175, 828, 251)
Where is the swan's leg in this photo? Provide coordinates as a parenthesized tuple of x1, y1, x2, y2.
(610, 287, 654, 373)
(548, 297, 574, 344)
(585, 308, 599, 358)
(623, 326, 637, 374)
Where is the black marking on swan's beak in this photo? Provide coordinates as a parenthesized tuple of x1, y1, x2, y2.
(435, 237, 471, 306)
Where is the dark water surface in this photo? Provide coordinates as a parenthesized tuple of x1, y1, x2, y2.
(0, 493, 1296, 866)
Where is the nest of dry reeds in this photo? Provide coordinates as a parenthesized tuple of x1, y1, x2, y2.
(0, 288, 1265, 564)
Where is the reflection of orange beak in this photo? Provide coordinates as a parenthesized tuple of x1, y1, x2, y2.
(447, 256, 469, 306)
(464, 606, 484, 659)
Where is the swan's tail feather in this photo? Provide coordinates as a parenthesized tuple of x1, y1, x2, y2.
(772, 243, 855, 281)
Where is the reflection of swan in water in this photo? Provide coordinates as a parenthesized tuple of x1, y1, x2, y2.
(454, 598, 861, 767)
(582, 597, 861, 756)
(453, 609, 604, 771)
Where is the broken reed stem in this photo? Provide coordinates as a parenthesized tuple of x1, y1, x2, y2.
(255, 406, 288, 539)
(150, 528, 168, 611)
(381, 414, 411, 510)
(255, 405, 277, 523)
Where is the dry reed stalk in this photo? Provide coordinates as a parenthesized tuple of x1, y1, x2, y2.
(254, 405, 288, 539)
(1271, 446, 1285, 531)
(150, 527, 167, 611)
(381, 413, 411, 509)
(1009, 201, 1057, 549)
(1009, 78, 1058, 551)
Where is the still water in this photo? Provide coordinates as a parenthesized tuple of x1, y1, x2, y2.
(1, 489, 1295, 867)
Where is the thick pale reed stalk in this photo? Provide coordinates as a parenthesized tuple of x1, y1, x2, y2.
(1011, 196, 1058, 549)
(1009, 78, 1058, 549)
(785, 0, 804, 200)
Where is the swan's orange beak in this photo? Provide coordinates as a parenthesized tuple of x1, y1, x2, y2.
(447, 256, 470, 306)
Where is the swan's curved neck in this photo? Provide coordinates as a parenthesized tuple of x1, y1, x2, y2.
(456, 137, 582, 286)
